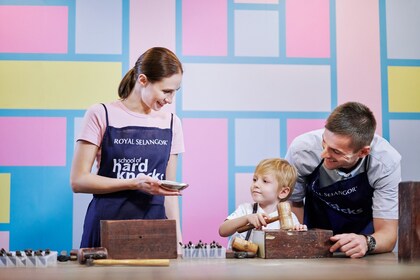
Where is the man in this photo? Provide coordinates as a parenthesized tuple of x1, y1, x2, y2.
(285, 102, 401, 258)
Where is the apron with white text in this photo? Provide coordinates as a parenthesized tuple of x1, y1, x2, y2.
(80, 104, 173, 247)
(303, 158, 374, 235)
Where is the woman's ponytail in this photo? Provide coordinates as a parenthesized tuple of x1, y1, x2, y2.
(118, 68, 137, 99)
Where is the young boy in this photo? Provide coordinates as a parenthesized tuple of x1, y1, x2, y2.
(219, 158, 307, 249)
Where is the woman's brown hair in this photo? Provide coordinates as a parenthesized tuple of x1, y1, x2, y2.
(118, 47, 183, 99)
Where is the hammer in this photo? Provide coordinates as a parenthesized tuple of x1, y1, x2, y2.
(85, 258, 169, 267)
(78, 247, 169, 267)
(236, 202, 294, 233)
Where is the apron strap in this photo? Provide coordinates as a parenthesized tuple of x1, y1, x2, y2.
(245, 203, 258, 241)
(100, 103, 109, 127)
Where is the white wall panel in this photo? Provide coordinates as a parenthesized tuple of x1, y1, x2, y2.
(182, 63, 331, 111)
(390, 120, 420, 181)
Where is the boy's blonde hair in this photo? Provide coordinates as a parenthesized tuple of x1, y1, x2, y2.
(254, 158, 297, 201)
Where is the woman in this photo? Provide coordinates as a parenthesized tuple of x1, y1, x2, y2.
(70, 47, 185, 248)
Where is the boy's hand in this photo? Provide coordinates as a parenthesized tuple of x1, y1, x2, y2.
(293, 223, 308, 231)
(246, 213, 269, 229)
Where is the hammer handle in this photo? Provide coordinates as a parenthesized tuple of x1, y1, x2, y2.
(92, 259, 169, 266)
(237, 216, 279, 233)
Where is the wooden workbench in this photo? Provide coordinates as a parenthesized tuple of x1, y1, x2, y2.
(1, 253, 419, 280)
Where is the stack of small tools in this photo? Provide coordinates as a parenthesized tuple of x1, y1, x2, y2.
(180, 241, 226, 259)
(0, 248, 58, 267)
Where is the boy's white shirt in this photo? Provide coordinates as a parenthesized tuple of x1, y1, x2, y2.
(226, 202, 299, 249)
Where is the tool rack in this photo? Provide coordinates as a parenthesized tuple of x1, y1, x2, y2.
(0, 249, 57, 267)
(181, 241, 226, 259)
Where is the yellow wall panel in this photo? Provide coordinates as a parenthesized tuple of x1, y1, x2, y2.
(388, 66, 420, 112)
(0, 61, 122, 109)
(0, 174, 11, 223)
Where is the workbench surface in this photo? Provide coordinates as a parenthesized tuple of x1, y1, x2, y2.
(1, 253, 419, 280)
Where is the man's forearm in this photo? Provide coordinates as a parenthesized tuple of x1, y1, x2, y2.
(371, 218, 398, 254)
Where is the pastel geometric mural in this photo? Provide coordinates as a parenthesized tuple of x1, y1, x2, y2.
(0, 0, 419, 252)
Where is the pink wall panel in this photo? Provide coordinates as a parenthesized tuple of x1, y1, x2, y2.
(286, 0, 330, 58)
(0, 117, 66, 166)
(129, 0, 177, 114)
(287, 119, 326, 146)
(0, 231, 10, 252)
(129, 0, 176, 66)
(182, 0, 227, 56)
(235, 0, 278, 3)
(181, 118, 228, 246)
(0, 6, 68, 53)
(336, 0, 382, 134)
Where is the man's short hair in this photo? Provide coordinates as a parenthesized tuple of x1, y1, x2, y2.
(325, 102, 376, 151)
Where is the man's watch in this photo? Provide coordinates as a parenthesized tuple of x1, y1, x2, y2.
(363, 234, 376, 254)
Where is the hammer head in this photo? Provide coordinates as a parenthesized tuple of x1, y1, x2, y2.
(78, 247, 108, 264)
(278, 201, 294, 230)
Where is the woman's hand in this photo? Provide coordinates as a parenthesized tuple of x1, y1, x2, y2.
(133, 174, 181, 196)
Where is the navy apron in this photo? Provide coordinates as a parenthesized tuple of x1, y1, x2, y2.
(80, 104, 173, 248)
(303, 157, 374, 235)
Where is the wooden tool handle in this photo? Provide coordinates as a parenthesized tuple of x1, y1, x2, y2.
(92, 259, 170, 266)
(237, 216, 279, 233)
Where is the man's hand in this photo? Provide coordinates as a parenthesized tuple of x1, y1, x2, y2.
(329, 233, 368, 258)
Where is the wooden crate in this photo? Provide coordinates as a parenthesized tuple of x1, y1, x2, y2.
(100, 219, 177, 259)
(398, 181, 420, 262)
(253, 229, 333, 259)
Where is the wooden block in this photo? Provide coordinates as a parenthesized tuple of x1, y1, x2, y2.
(398, 181, 420, 262)
(100, 219, 177, 259)
(253, 229, 333, 259)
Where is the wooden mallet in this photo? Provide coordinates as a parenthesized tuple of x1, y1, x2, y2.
(78, 247, 169, 267)
(85, 258, 169, 267)
(236, 201, 294, 233)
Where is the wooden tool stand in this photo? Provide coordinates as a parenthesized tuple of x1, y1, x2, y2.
(100, 219, 177, 259)
(398, 181, 420, 262)
(253, 229, 333, 259)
